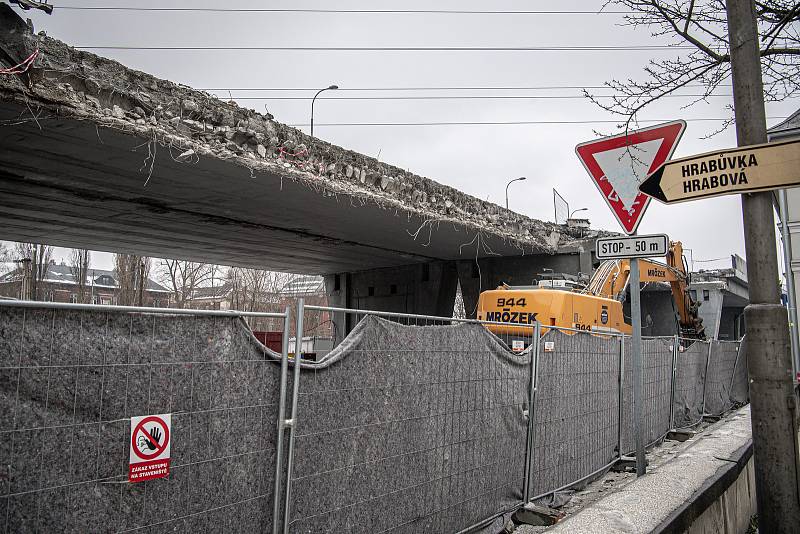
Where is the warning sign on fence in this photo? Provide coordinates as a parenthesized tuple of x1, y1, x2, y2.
(129, 413, 171, 482)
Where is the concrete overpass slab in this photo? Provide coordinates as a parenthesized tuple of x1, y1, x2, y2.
(0, 8, 602, 274)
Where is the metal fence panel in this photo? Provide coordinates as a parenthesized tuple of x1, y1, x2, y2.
(704, 341, 744, 416)
(285, 315, 531, 534)
(1, 301, 750, 534)
(729, 338, 749, 405)
(529, 330, 620, 499)
(620, 337, 674, 453)
(671, 339, 709, 428)
(0, 305, 286, 534)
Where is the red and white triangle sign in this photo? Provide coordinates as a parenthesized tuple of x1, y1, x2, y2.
(575, 120, 686, 234)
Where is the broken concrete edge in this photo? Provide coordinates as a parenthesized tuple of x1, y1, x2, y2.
(650, 440, 753, 534)
(512, 503, 565, 527)
(0, 6, 617, 256)
(666, 429, 696, 442)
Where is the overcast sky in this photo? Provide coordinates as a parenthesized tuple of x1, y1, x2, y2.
(10, 0, 799, 272)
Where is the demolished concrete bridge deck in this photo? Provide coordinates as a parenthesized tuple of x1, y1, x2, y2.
(0, 6, 607, 318)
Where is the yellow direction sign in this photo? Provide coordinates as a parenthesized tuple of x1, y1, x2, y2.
(639, 138, 800, 204)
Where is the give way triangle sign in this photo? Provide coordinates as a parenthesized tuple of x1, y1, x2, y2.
(575, 120, 686, 234)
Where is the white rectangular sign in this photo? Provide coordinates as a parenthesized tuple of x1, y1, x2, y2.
(596, 234, 669, 259)
(129, 413, 171, 483)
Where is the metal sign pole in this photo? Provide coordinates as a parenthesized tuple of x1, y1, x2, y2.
(669, 334, 679, 431)
(523, 321, 541, 502)
(630, 255, 646, 476)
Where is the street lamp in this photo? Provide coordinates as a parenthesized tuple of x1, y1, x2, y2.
(310, 84, 339, 137)
(505, 176, 526, 210)
(569, 207, 588, 219)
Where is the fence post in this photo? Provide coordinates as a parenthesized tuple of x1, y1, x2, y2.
(523, 321, 541, 502)
(728, 338, 744, 403)
(701, 340, 713, 419)
(669, 335, 679, 431)
(272, 305, 292, 534)
(618, 334, 625, 458)
(282, 298, 305, 534)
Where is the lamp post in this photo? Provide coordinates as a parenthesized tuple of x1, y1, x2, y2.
(505, 176, 526, 210)
(569, 207, 588, 219)
(310, 84, 338, 137)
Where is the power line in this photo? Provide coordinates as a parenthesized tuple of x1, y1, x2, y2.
(75, 45, 698, 52)
(198, 85, 710, 92)
(285, 117, 784, 127)
(694, 257, 730, 263)
(57, 6, 631, 15)
(219, 94, 732, 101)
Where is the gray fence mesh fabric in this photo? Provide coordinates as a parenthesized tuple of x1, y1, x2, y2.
(529, 330, 620, 498)
(704, 341, 743, 416)
(620, 337, 674, 454)
(0, 306, 283, 533)
(287, 316, 530, 534)
(671, 340, 709, 428)
(0, 304, 751, 534)
(729, 339, 749, 405)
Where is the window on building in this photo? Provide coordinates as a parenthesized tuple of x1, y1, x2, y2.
(690, 290, 697, 301)
(100, 297, 112, 305)
(69, 293, 78, 303)
(703, 290, 710, 301)
(92, 295, 100, 305)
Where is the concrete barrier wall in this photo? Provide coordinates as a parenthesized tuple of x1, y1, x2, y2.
(682, 455, 756, 534)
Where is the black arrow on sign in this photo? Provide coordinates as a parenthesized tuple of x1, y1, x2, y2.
(638, 166, 668, 203)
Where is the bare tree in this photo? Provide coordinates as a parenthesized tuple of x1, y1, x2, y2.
(14, 242, 52, 300)
(0, 243, 11, 273)
(159, 259, 216, 308)
(115, 254, 151, 306)
(137, 257, 151, 306)
(227, 268, 297, 312)
(69, 249, 91, 304)
(589, 1, 800, 131)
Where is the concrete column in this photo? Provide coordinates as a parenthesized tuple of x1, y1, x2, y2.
(325, 260, 459, 341)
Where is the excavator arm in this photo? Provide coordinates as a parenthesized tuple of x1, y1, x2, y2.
(586, 241, 705, 338)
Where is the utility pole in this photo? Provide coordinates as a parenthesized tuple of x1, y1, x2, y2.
(726, 1, 800, 531)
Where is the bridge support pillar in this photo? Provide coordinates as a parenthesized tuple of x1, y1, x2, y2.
(324, 260, 459, 344)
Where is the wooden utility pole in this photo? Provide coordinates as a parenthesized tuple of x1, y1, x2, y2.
(726, 1, 800, 530)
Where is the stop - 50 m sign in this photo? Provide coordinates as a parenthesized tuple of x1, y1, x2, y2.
(596, 234, 669, 259)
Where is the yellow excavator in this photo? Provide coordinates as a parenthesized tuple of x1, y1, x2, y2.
(477, 241, 704, 340)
